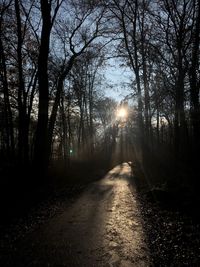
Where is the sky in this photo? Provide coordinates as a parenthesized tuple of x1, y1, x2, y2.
(103, 59, 132, 102)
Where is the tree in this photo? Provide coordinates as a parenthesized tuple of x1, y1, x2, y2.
(46, 0, 108, 165)
(34, 0, 62, 174)
(0, 0, 14, 160)
(188, 0, 200, 153)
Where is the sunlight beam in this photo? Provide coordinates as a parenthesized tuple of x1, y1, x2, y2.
(116, 108, 128, 119)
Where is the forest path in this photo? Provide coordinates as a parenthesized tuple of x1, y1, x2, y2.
(3, 163, 150, 267)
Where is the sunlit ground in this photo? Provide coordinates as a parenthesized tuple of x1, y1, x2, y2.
(100, 163, 150, 266)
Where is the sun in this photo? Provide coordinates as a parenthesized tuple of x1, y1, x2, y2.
(116, 107, 128, 119)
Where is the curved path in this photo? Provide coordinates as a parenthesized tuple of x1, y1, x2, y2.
(4, 163, 150, 267)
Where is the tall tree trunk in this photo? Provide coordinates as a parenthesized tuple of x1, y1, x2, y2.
(156, 108, 160, 145)
(0, 30, 14, 159)
(120, 0, 144, 152)
(140, 0, 150, 142)
(61, 94, 69, 165)
(174, 61, 187, 157)
(67, 93, 72, 163)
(142, 56, 150, 141)
(48, 77, 63, 163)
(88, 74, 95, 155)
(15, 0, 29, 164)
(47, 55, 76, 163)
(33, 0, 51, 175)
(189, 0, 200, 152)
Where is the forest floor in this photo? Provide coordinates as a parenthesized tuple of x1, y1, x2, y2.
(0, 163, 200, 266)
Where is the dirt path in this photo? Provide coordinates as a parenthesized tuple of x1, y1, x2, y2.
(1, 163, 150, 267)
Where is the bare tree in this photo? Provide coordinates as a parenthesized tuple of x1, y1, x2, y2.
(0, 0, 14, 159)
(33, 0, 63, 174)
(46, 0, 108, 163)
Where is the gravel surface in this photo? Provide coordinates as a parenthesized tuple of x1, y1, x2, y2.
(139, 193, 200, 266)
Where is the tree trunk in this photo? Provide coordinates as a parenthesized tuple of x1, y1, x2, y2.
(47, 55, 76, 163)
(174, 67, 187, 157)
(15, 0, 29, 164)
(140, 1, 150, 142)
(189, 0, 200, 152)
(33, 0, 51, 175)
(0, 30, 14, 159)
